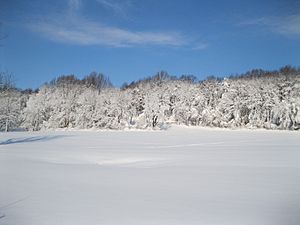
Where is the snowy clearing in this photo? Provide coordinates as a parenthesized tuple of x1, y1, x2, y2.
(0, 126, 300, 225)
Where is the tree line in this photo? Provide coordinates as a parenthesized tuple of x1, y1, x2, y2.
(1, 66, 300, 131)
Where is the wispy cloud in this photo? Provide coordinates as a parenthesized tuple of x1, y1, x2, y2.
(26, 0, 207, 49)
(68, 0, 81, 12)
(96, 0, 131, 17)
(239, 14, 300, 37)
(28, 16, 188, 47)
(272, 15, 300, 36)
(192, 43, 208, 50)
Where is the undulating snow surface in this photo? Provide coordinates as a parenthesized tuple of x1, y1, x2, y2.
(0, 126, 300, 225)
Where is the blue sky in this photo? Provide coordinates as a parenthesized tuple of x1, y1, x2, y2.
(1, 0, 300, 89)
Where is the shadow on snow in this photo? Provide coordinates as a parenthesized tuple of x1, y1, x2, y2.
(0, 135, 68, 145)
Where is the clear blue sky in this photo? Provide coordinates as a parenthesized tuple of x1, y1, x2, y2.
(1, 0, 300, 89)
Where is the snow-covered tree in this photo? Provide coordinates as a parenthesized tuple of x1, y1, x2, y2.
(17, 67, 300, 131)
(0, 72, 23, 132)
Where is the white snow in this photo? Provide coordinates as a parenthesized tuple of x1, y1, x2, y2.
(0, 126, 300, 225)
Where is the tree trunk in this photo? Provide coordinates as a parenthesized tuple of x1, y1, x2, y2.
(5, 118, 8, 132)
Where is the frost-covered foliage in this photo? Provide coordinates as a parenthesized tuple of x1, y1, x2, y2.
(19, 68, 300, 131)
(0, 90, 24, 131)
(0, 72, 28, 131)
(1, 68, 299, 131)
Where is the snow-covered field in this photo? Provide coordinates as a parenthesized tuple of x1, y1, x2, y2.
(0, 126, 300, 225)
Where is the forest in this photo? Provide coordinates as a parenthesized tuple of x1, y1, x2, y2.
(1, 66, 300, 131)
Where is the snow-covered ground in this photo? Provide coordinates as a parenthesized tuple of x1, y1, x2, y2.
(0, 126, 300, 225)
